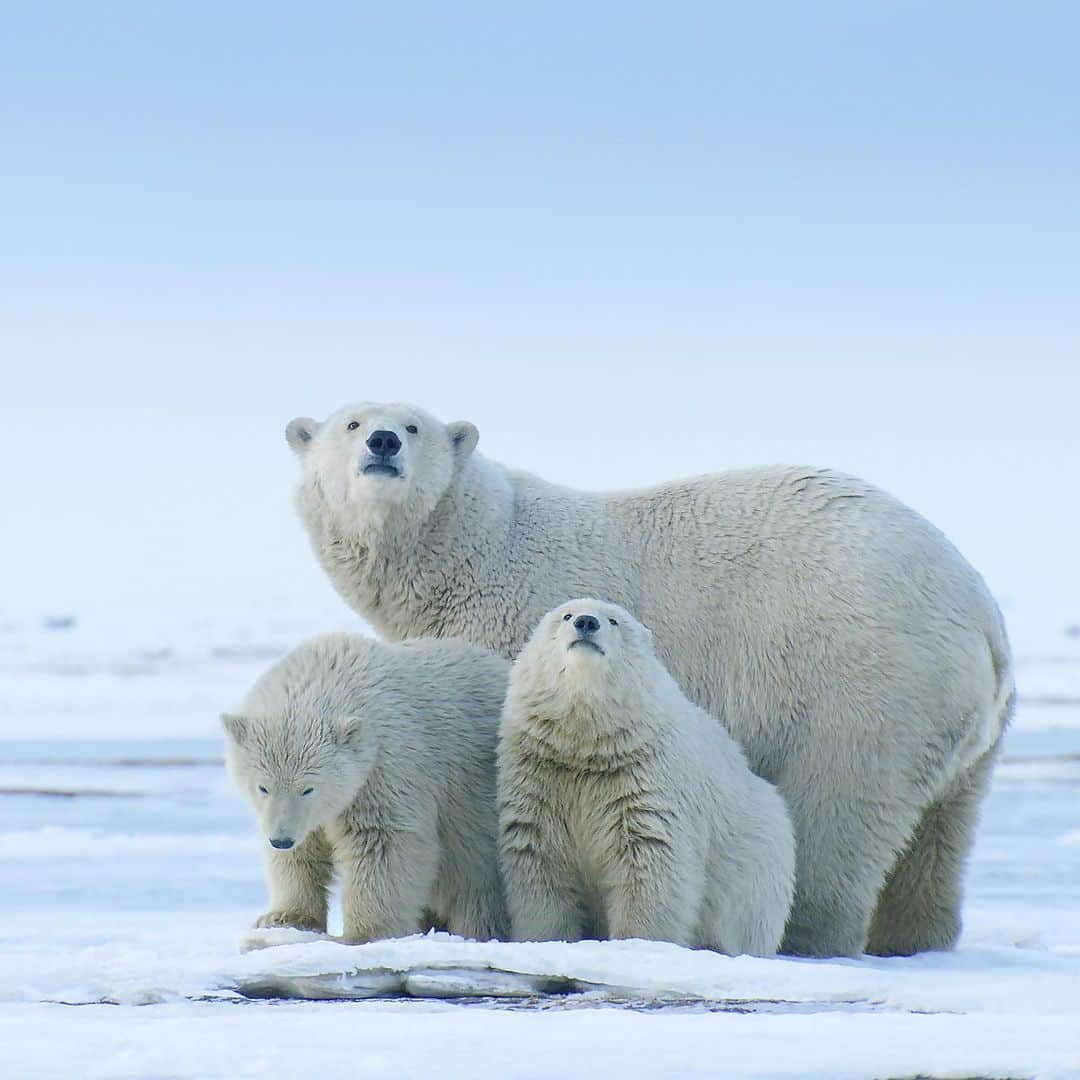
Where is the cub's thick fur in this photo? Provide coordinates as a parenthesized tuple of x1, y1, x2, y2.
(223, 633, 509, 942)
(498, 599, 795, 956)
(287, 400, 1013, 956)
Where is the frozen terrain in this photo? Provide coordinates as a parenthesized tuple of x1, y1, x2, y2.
(1, 602, 1079, 1079)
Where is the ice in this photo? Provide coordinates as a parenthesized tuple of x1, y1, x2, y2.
(1, 605, 1079, 1078)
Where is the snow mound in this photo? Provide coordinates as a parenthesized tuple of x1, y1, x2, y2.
(229, 929, 1080, 1018)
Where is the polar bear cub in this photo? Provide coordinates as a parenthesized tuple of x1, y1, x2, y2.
(223, 633, 510, 942)
(498, 600, 795, 956)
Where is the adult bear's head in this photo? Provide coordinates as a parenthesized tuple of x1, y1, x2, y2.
(286, 402, 479, 531)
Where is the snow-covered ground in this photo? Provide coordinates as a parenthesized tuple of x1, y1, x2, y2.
(2, 602, 1079, 1079)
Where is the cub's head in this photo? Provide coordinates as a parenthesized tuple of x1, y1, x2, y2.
(516, 598, 656, 704)
(221, 708, 377, 852)
(286, 402, 479, 531)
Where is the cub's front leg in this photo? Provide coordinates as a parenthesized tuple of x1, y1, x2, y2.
(335, 825, 442, 942)
(256, 830, 334, 933)
(603, 803, 699, 947)
(499, 790, 583, 942)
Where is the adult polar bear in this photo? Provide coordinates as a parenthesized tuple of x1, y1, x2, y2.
(286, 401, 1013, 958)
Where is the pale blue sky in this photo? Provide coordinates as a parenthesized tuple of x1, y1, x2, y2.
(3, 2, 1078, 615)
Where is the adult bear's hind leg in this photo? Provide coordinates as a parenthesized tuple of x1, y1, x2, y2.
(866, 739, 1001, 957)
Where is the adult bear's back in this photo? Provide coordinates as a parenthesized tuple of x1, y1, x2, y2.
(606, 466, 1009, 780)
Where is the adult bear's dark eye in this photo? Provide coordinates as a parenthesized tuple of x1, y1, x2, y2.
(563, 613, 573, 621)
(301, 787, 314, 796)
(347, 421, 360, 431)
(609, 618, 618, 626)
(406, 424, 418, 434)
(257, 785, 268, 796)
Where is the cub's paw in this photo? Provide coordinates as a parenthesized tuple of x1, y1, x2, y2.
(241, 923, 327, 953)
(254, 911, 326, 933)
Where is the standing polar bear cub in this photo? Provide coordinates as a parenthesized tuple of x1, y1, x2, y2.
(498, 599, 795, 956)
(223, 633, 510, 943)
(286, 400, 1013, 957)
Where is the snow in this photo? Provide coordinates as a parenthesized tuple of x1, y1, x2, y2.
(7, 1005, 1079, 1080)
(2, 603, 1079, 1078)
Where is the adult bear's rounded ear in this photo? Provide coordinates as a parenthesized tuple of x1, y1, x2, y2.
(221, 713, 249, 744)
(286, 417, 321, 454)
(447, 421, 479, 459)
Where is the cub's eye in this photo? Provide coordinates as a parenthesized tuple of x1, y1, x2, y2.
(301, 787, 314, 796)
(347, 421, 360, 431)
(563, 613, 573, 621)
(609, 618, 618, 626)
(405, 424, 418, 434)
(257, 785, 268, 796)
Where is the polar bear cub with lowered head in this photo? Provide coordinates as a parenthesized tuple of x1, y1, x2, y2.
(498, 599, 796, 956)
(223, 633, 510, 942)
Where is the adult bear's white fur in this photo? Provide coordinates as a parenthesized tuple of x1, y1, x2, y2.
(287, 401, 1014, 957)
(498, 599, 795, 955)
(223, 633, 509, 943)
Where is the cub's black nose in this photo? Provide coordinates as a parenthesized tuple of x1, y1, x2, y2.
(269, 836, 295, 850)
(574, 614, 601, 635)
(366, 430, 402, 457)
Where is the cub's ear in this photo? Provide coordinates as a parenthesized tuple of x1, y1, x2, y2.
(447, 420, 479, 459)
(286, 417, 321, 454)
(334, 715, 364, 749)
(221, 713, 249, 744)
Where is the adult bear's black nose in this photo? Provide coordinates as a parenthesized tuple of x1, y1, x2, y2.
(269, 836, 295, 850)
(366, 430, 402, 457)
(574, 614, 601, 635)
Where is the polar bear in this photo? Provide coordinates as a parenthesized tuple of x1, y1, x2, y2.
(286, 401, 1014, 957)
(498, 599, 795, 955)
(222, 632, 510, 942)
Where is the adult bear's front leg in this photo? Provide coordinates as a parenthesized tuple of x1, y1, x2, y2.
(780, 780, 922, 958)
(256, 830, 334, 933)
(337, 826, 441, 943)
